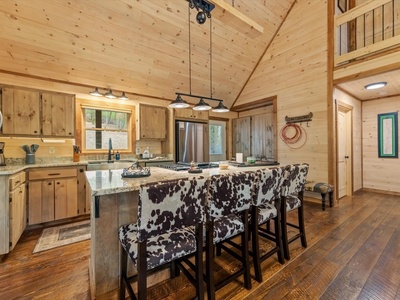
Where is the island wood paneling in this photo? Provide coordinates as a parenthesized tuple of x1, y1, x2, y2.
(235, 0, 329, 183)
(334, 88, 363, 192)
(362, 96, 400, 194)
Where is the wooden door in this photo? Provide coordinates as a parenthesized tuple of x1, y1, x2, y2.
(41, 92, 75, 137)
(251, 113, 275, 159)
(54, 178, 78, 220)
(232, 117, 251, 158)
(337, 108, 353, 198)
(139, 105, 167, 139)
(29, 180, 55, 224)
(1, 87, 40, 135)
(9, 184, 26, 251)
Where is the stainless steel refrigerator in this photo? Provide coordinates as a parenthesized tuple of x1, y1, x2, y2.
(175, 121, 209, 163)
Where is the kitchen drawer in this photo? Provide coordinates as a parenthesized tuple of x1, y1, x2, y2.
(9, 172, 26, 190)
(28, 167, 77, 180)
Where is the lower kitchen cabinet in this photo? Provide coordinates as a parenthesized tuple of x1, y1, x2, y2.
(28, 166, 80, 225)
(9, 171, 27, 251)
(0, 171, 27, 255)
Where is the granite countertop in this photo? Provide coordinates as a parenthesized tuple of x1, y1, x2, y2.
(85, 165, 269, 197)
(0, 161, 87, 175)
(0, 157, 174, 176)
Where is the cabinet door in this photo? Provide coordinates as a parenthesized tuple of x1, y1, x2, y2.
(9, 185, 26, 251)
(232, 117, 251, 158)
(41, 92, 75, 137)
(174, 108, 209, 120)
(77, 167, 87, 215)
(1, 87, 40, 135)
(29, 180, 55, 224)
(139, 105, 167, 139)
(54, 178, 78, 220)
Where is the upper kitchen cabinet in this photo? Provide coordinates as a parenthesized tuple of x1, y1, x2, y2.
(174, 108, 208, 121)
(137, 104, 167, 140)
(0, 85, 75, 138)
(41, 92, 75, 137)
(1, 86, 40, 136)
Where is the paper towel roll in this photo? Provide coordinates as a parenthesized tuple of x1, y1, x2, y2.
(236, 153, 243, 163)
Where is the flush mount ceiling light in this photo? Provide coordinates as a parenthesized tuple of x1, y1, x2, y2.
(89, 88, 129, 100)
(170, 2, 229, 113)
(365, 82, 387, 90)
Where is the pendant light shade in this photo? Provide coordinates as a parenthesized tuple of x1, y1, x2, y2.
(169, 94, 190, 108)
(193, 98, 211, 111)
(119, 92, 129, 100)
(212, 101, 229, 113)
(89, 87, 103, 97)
(105, 89, 117, 99)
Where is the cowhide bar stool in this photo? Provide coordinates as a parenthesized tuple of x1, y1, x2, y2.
(250, 167, 285, 283)
(118, 177, 208, 300)
(205, 172, 254, 300)
(280, 163, 309, 260)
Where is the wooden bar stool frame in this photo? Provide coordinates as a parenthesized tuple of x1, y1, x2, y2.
(280, 163, 309, 261)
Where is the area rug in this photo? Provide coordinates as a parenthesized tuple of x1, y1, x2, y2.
(33, 220, 91, 253)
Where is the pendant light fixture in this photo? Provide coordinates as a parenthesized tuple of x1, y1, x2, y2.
(170, 1, 229, 113)
(89, 88, 129, 100)
(193, 98, 211, 111)
(169, 94, 190, 108)
(89, 87, 103, 97)
(212, 101, 229, 113)
(104, 89, 117, 99)
(119, 92, 129, 100)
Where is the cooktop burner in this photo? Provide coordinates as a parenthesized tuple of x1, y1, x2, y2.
(157, 162, 219, 171)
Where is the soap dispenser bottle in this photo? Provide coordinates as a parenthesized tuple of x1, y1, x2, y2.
(115, 151, 120, 160)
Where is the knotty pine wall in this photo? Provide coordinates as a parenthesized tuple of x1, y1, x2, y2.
(235, 0, 329, 182)
(333, 88, 362, 192)
(362, 96, 400, 194)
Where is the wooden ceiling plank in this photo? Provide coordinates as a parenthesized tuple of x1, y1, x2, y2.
(208, 0, 264, 38)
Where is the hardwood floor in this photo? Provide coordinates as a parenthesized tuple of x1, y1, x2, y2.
(0, 191, 399, 299)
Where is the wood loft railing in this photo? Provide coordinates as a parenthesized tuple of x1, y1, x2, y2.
(335, 0, 400, 67)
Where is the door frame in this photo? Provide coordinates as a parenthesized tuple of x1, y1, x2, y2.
(336, 101, 353, 197)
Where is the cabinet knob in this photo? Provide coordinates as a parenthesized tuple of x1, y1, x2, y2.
(48, 182, 52, 186)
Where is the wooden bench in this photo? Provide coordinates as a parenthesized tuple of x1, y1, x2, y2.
(305, 181, 334, 211)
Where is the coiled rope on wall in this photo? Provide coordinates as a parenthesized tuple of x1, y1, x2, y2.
(279, 123, 307, 149)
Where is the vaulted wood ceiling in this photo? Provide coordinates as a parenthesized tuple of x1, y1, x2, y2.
(0, 0, 295, 109)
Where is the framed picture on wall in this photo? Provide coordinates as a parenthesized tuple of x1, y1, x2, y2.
(378, 112, 398, 158)
(338, 0, 347, 13)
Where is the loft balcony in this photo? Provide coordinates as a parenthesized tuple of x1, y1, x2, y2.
(335, 0, 400, 68)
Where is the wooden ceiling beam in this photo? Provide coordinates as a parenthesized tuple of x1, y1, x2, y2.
(208, 0, 264, 38)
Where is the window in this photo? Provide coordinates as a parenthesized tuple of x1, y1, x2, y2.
(82, 107, 131, 152)
(209, 124, 223, 155)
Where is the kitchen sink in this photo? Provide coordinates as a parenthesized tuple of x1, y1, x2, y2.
(87, 160, 137, 170)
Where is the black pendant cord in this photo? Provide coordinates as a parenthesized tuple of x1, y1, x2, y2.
(188, 4, 192, 95)
(209, 16, 212, 99)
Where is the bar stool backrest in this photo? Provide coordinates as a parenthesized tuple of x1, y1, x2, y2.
(208, 172, 255, 219)
(137, 176, 208, 242)
(281, 163, 309, 196)
(253, 167, 283, 206)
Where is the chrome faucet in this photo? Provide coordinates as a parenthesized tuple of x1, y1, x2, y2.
(107, 138, 114, 162)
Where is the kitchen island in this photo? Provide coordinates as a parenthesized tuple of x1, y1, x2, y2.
(85, 165, 272, 299)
